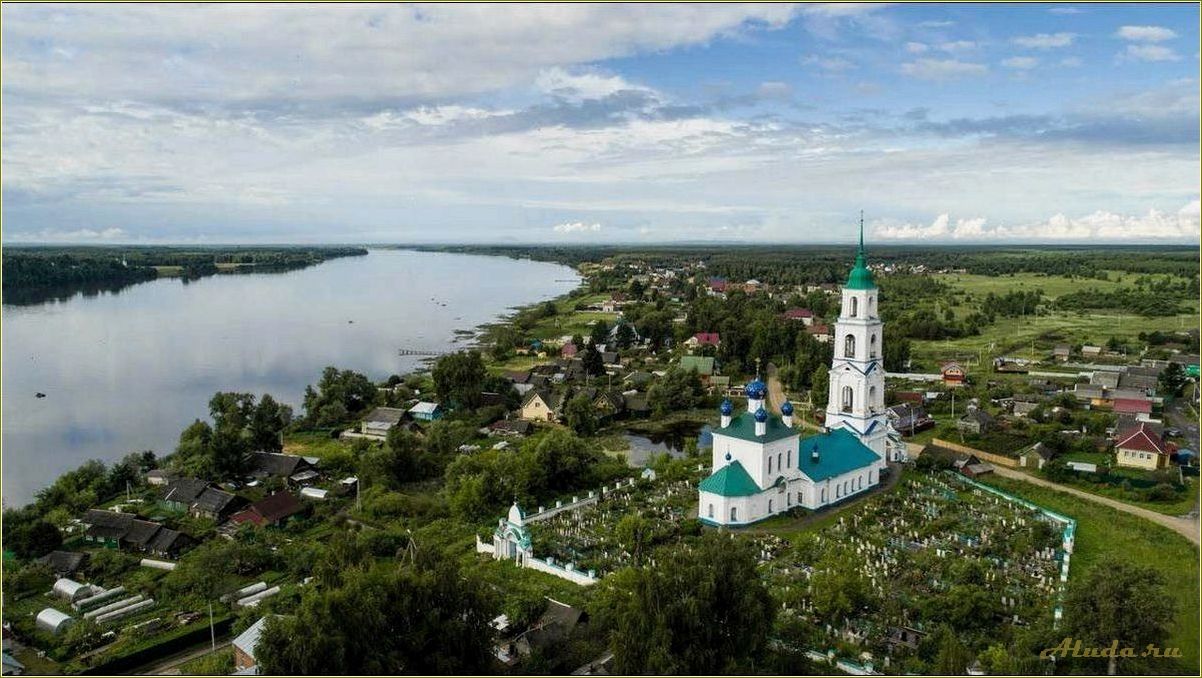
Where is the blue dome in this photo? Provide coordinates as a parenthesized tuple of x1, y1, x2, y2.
(746, 379, 767, 399)
(720, 399, 733, 415)
(781, 401, 794, 415)
(754, 406, 768, 423)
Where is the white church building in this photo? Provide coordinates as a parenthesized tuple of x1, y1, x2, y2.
(698, 223, 894, 527)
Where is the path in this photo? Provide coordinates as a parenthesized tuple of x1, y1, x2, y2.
(126, 639, 231, 676)
(765, 363, 820, 431)
(990, 465, 1200, 546)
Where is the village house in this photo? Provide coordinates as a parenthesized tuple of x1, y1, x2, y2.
(885, 403, 934, 435)
(1018, 442, 1057, 470)
(145, 469, 172, 486)
(941, 362, 967, 388)
(560, 342, 579, 358)
(1119, 365, 1162, 395)
(1114, 422, 1169, 471)
(1011, 395, 1042, 417)
(1089, 370, 1121, 389)
(79, 509, 194, 558)
(955, 405, 993, 435)
(360, 406, 406, 438)
(954, 455, 994, 479)
(233, 616, 270, 674)
(684, 332, 720, 351)
(37, 551, 88, 577)
(229, 492, 307, 529)
(248, 452, 316, 484)
(1081, 345, 1102, 358)
(806, 323, 832, 343)
(520, 388, 566, 422)
(407, 401, 443, 421)
(1052, 345, 1071, 362)
(679, 355, 716, 380)
(190, 486, 242, 521)
(488, 419, 533, 437)
(782, 307, 815, 325)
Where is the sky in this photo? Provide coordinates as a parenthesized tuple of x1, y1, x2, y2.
(2, 2, 1199, 245)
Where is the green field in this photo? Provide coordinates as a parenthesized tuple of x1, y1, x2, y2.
(980, 475, 1200, 673)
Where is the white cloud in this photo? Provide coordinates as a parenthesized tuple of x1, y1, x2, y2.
(1048, 6, 1083, 15)
(1059, 56, 1083, 67)
(1012, 32, 1075, 49)
(535, 67, 655, 102)
(1002, 56, 1039, 70)
(800, 3, 893, 18)
(756, 81, 793, 98)
(900, 58, 988, 80)
(905, 42, 928, 54)
(873, 200, 1201, 242)
(552, 221, 602, 234)
(938, 40, 977, 52)
(8, 227, 128, 242)
(801, 54, 857, 73)
(1120, 44, 1181, 62)
(1116, 25, 1177, 42)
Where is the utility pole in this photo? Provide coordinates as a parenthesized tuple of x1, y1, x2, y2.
(209, 601, 216, 651)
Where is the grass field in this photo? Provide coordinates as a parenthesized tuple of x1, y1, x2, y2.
(908, 272, 1200, 370)
(980, 475, 1200, 673)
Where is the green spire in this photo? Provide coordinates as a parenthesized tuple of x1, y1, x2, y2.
(846, 211, 876, 290)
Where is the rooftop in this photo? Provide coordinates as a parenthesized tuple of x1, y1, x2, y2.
(797, 428, 882, 482)
(713, 411, 800, 444)
(698, 460, 761, 497)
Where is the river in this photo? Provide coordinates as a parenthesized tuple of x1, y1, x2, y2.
(1, 249, 580, 505)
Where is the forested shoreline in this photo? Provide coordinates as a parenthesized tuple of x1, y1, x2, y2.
(2, 245, 369, 305)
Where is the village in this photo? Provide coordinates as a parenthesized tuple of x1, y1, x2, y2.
(3, 243, 1199, 676)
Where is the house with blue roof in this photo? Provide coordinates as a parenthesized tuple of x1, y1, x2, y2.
(698, 218, 889, 526)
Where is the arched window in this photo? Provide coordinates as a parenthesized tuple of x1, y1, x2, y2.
(869, 386, 877, 409)
(870, 334, 877, 358)
(869, 470, 874, 484)
(821, 488, 827, 502)
(777, 453, 782, 472)
(842, 386, 854, 413)
(844, 334, 856, 359)
(787, 450, 792, 468)
(787, 492, 792, 505)
(868, 296, 875, 316)
(730, 506, 738, 522)
(768, 456, 773, 474)
(768, 499, 774, 512)
(850, 296, 858, 317)
(708, 504, 714, 518)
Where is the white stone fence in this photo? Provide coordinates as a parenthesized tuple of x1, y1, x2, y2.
(522, 477, 640, 524)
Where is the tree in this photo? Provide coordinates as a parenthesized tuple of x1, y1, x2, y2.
(594, 533, 775, 674)
(432, 351, 487, 409)
(303, 367, 378, 426)
(255, 556, 496, 674)
(589, 319, 610, 347)
(614, 514, 653, 566)
(1066, 557, 1175, 675)
(250, 394, 293, 452)
(6, 519, 62, 559)
(1158, 362, 1188, 398)
(810, 365, 829, 411)
(614, 323, 635, 349)
(580, 343, 605, 377)
(564, 394, 599, 436)
(647, 367, 703, 416)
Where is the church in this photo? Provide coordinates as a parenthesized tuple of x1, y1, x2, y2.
(698, 223, 894, 526)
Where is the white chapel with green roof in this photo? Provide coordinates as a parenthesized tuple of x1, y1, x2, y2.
(698, 223, 889, 527)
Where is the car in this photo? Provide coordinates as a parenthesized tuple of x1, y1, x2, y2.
(1166, 427, 1182, 437)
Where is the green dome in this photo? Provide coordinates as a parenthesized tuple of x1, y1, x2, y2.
(846, 253, 876, 290)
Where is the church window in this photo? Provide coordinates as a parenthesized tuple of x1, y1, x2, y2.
(708, 504, 714, 518)
(730, 506, 738, 522)
(768, 457, 773, 474)
(821, 488, 827, 502)
(841, 386, 854, 413)
(869, 470, 874, 483)
(787, 493, 792, 505)
(869, 386, 877, 408)
(787, 450, 792, 468)
(870, 334, 877, 358)
(777, 453, 782, 472)
(769, 499, 774, 512)
(868, 296, 875, 316)
(850, 296, 858, 317)
(844, 334, 856, 359)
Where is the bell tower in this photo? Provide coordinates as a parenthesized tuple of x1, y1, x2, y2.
(824, 213, 888, 456)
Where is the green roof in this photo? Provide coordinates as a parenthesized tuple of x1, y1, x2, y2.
(845, 215, 876, 290)
(797, 428, 881, 481)
(698, 460, 761, 497)
(713, 411, 801, 444)
(679, 356, 715, 376)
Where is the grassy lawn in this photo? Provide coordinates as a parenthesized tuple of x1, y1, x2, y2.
(12, 647, 62, 675)
(282, 430, 367, 459)
(979, 475, 1200, 673)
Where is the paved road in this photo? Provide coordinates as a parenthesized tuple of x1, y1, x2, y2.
(991, 465, 1200, 546)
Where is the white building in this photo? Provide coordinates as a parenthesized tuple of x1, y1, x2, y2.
(698, 221, 887, 526)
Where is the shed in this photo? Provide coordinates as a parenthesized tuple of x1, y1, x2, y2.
(35, 608, 75, 635)
(299, 487, 328, 501)
(38, 551, 88, 577)
(233, 616, 270, 673)
(52, 578, 92, 603)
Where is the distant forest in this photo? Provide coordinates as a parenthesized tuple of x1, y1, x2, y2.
(2, 246, 368, 305)
(407, 244, 1201, 284)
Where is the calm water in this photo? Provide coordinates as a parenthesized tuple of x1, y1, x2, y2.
(1, 249, 579, 505)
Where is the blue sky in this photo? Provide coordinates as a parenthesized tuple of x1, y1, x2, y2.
(2, 3, 1198, 244)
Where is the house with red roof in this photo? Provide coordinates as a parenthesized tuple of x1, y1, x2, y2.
(229, 492, 307, 528)
(685, 332, 721, 350)
(1114, 422, 1169, 471)
(941, 362, 967, 388)
(783, 308, 815, 326)
(560, 342, 579, 358)
(1112, 398, 1152, 416)
(806, 323, 832, 343)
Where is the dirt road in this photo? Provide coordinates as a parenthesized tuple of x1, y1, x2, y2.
(766, 363, 820, 431)
(991, 465, 1200, 546)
